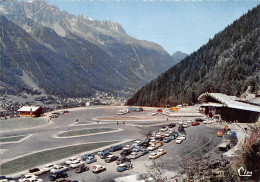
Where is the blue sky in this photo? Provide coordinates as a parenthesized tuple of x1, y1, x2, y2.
(45, 0, 260, 55)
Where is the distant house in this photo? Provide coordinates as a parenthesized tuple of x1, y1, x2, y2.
(17, 106, 43, 117)
(198, 93, 260, 123)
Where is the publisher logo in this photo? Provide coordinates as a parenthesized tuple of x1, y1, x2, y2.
(238, 167, 252, 177)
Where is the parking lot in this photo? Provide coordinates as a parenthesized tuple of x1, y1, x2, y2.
(0, 106, 239, 181)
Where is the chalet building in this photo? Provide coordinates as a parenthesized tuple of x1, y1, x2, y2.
(198, 93, 260, 123)
(17, 106, 43, 117)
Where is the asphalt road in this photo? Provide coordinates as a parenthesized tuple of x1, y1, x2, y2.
(0, 106, 237, 181)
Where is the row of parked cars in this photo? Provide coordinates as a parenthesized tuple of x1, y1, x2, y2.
(17, 122, 187, 182)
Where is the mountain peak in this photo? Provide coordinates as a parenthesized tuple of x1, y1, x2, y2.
(172, 51, 188, 64)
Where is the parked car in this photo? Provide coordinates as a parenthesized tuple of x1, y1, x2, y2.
(157, 149, 167, 156)
(109, 144, 123, 152)
(191, 122, 200, 126)
(81, 153, 95, 160)
(75, 164, 89, 173)
(176, 138, 184, 144)
(42, 164, 59, 172)
(178, 126, 185, 133)
(123, 145, 133, 150)
(169, 135, 176, 140)
(182, 123, 190, 128)
(105, 155, 119, 163)
(27, 168, 45, 175)
(65, 157, 79, 165)
(178, 135, 186, 140)
(18, 175, 38, 182)
(174, 131, 179, 137)
(231, 131, 237, 139)
(98, 149, 108, 156)
(217, 131, 223, 137)
(195, 118, 204, 122)
(168, 123, 176, 128)
(160, 126, 168, 132)
(130, 152, 142, 159)
(117, 162, 131, 172)
(0, 176, 15, 182)
(92, 165, 106, 173)
(49, 172, 68, 181)
(85, 156, 97, 164)
(120, 149, 132, 157)
(69, 161, 85, 168)
(165, 132, 171, 137)
(139, 149, 149, 156)
(149, 152, 160, 159)
(100, 151, 111, 159)
(116, 157, 131, 165)
(163, 137, 171, 143)
(150, 140, 163, 147)
(147, 145, 158, 151)
(132, 147, 142, 153)
(155, 133, 162, 138)
(50, 165, 68, 173)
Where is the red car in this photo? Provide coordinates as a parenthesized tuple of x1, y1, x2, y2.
(160, 134, 167, 139)
(224, 125, 229, 130)
(191, 122, 200, 126)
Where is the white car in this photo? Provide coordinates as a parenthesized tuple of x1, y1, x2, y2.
(168, 128, 174, 132)
(123, 144, 133, 150)
(18, 175, 38, 182)
(188, 120, 194, 123)
(147, 145, 158, 151)
(165, 132, 171, 137)
(50, 165, 68, 173)
(227, 131, 232, 135)
(160, 127, 168, 132)
(182, 123, 190, 128)
(42, 164, 59, 172)
(70, 161, 85, 168)
(178, 135, 186, 140)
(92, 165, 106, 173)
(23, 179, 43, 182)
(65, 157, 80, 165)
(155, 133, 161, 137)
(176, 138, 183, 144)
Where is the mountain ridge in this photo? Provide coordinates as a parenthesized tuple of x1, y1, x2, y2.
(0, 0, 177, 98)
(127, 5, 260, 106)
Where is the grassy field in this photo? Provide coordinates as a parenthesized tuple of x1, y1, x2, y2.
(0, 141, 118, 175)
(0, 135, 27, 143)
(57, 128, 117, 137)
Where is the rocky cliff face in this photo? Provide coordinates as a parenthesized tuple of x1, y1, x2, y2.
(0, 0, 177, 97)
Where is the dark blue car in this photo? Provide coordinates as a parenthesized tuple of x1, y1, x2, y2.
(109, 144, 123, 152)
(231, 131, 237, 139)
(49, 172, 68, 181)
(163, 137, 171, 143)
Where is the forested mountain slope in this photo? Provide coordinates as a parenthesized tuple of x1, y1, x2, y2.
(127, 5, 260, 106)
